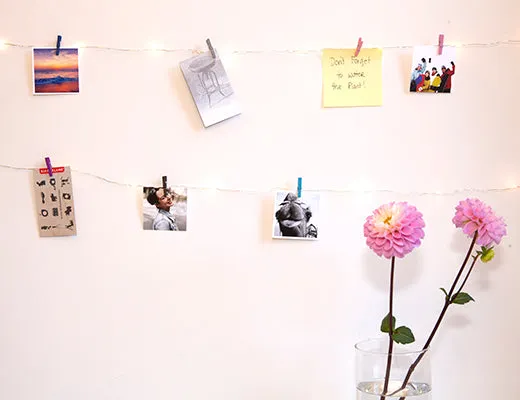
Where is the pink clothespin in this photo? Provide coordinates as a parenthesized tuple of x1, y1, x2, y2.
(438, 34, 444, 55)
(354, 37, 363, 57)
(45, 157, 53, 177)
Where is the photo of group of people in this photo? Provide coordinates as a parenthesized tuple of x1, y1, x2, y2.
(410, 46, 457, 93)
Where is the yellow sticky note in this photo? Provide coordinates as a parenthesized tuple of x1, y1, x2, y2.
(322, 48, 382, 107)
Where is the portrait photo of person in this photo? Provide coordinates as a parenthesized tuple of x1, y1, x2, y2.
(272, 191, 320, 241)
(142, 186, 187, 231)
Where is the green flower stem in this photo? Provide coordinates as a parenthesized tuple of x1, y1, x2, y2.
(380, 256, 395, 400)
(391, 231, 478, 399)
(454, 255, 478, 297)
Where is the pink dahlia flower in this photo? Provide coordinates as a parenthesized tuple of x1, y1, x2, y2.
(364, 202, 425, 259)
(452, 198, 507, 247)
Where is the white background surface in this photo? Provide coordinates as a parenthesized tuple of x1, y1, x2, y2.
(0, 1, 519, 399)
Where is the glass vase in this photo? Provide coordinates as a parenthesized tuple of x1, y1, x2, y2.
(355, 338, 432, 399)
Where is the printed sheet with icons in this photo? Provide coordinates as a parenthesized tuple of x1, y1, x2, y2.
(33, 166, 77, 237)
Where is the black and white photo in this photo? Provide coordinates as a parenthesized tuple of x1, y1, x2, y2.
(272, 191, 320, 241)
(143, 186, 187, 231)
(180, 50, 241, 127)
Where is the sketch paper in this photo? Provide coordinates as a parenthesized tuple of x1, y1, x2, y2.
(180, 50, 240, 127)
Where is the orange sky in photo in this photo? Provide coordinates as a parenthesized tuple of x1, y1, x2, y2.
(33, 48, 78, 72)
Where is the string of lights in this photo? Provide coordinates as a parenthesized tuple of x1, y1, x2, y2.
(0, 163, 518, 196)
(1, 39, 520, 54)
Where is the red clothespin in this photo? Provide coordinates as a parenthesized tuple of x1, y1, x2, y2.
(354, 37, 363, 57)
(45, 157, 53, 177)
(438, 34, 444, 55)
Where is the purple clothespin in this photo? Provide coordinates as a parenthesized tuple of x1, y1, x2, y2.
(45, 157, 53, 177)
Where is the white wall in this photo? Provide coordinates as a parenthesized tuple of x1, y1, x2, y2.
(0, 1, 519, 399)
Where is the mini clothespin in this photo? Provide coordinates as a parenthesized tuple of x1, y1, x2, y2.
(45, 157, 53, 177)
(354, 37, 363, 57)
(438, 34, 444, 55)
(55, 35, 62, 56)
(206, 38, 216, 59)
(297, 177, 302, 198)
(162, 176, 168, 194)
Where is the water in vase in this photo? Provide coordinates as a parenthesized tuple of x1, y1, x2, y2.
(357, 380, 431, 399)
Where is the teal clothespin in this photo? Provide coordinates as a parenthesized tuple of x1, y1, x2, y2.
(297, 177, 302, 198)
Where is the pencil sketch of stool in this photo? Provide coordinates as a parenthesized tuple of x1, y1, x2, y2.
(188, 56, 227, 107)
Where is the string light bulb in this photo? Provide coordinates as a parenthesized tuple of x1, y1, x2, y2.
(148, 42, 165, 52)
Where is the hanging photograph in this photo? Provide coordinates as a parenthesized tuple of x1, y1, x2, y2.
(409, 45, 457, 93)
(180, 50, 241, 128)
(272, 191, 320, 241)
(32, 48, 80, 94)
(33, 166, 77, 237)
(143, 186, 187, 231)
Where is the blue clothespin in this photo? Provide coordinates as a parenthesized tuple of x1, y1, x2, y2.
(297, 177, 302, 198)
(45, 157, 53, 177)
(162, 176, 167, 193)
(56, 35, 62, 56)
(206, 38, 216, 59)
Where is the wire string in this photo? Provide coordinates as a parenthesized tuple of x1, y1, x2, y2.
(2, 39, 520, 54)
(1, 163, 518, 196)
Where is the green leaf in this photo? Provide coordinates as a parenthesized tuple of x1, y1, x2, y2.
(393, 326, 415, 344)
(440, 287, 448, 299)
(380, 314, 396, 333)
(451, 292, 475, 305)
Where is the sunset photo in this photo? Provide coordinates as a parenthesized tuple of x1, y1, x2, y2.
(32, 48, 79, 94)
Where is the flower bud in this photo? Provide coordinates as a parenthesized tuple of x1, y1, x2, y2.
(480, 247, 495, 263)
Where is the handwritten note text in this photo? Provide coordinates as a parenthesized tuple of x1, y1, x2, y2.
(322, 48, 382, 107)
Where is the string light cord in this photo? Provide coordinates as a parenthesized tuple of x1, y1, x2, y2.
(2, 39, 519, 194)
(1, 163, 518, 196)
(2, 39, 520, 53)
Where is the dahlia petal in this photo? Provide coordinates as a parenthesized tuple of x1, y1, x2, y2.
(453, 198, 507, 246)
(364, 202, 425, 258)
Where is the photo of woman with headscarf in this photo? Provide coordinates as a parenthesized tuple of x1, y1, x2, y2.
(272, 191, 319, 240)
